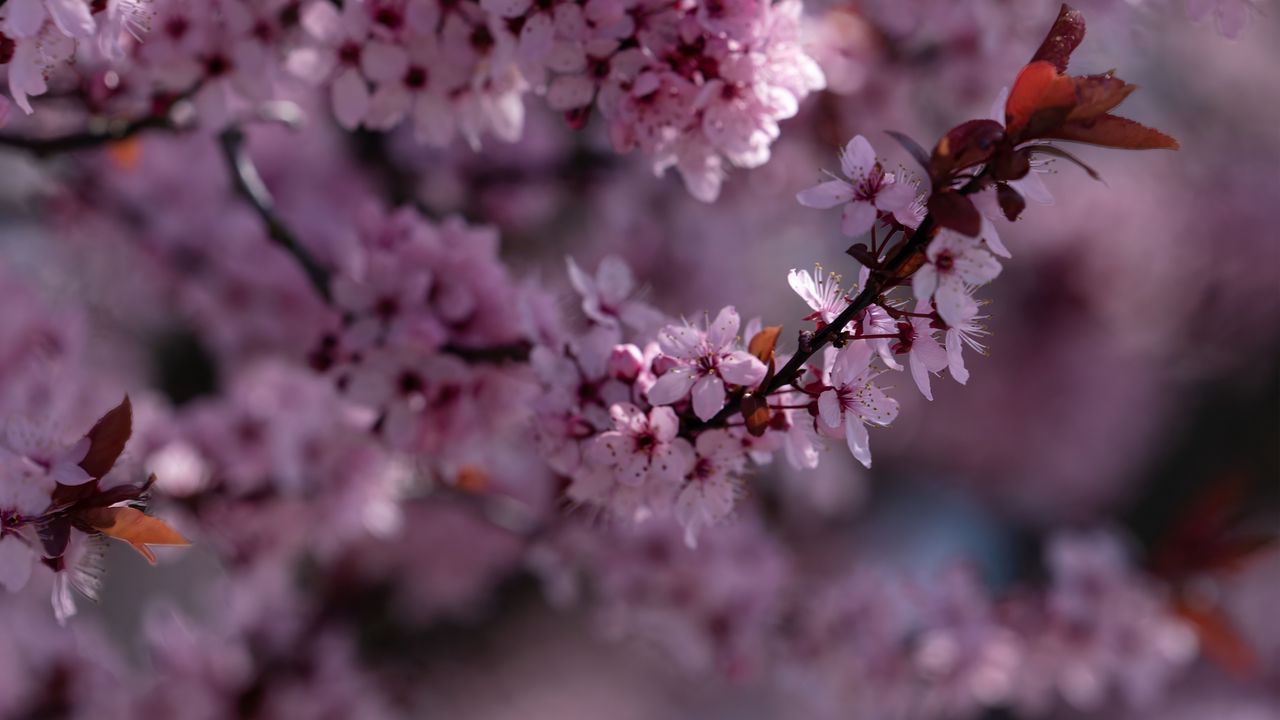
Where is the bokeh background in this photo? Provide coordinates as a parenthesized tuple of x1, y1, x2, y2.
(1, 0, 1277, 717)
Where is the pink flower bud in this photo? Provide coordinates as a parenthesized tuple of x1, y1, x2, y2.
(651, 354, 680, 377)
(608, 344, 645, 381)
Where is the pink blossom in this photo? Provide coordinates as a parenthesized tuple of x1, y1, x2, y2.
(889, 302, 950, 401)
(566, 255, 665, 332)
(816, 346, 899, 468)
(675, 429, 745, 547)
(912, 230, 1002, 328)
(647, 306, 767, 421)
(586, 403, 695, 488)
(788, 266, 848, 326)
(796, 135, 917, 237)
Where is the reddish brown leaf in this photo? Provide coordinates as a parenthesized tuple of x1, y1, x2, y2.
(740, 393, 771, 438)
(1067, 73, 1136, 122)
(929, 120, 1005, 182)
(82, 506, 189, 565)
(927, 191, 982, 237)
(1175, 599, 1260, 678)
(748, 326, 783, 365)
(79, 396, 133, 481)
(1048, 113, 1179, 150)
(1031, 4, 1086, 73)
(1005, 61, 1077, 140)
(996, 183, 1026, 222)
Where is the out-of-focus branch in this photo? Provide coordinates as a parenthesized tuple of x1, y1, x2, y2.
(0, 113, 176, 156)
(217, 126, 334, 303)
(440, 341, 532, 364)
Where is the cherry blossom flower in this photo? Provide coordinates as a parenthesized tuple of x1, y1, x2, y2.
(586, 403, 695, 488)
(675, 429, 746, 547)
(942, 295, 988, 386)
(288, 0, 375, 129)
(912, 230, 1002, 328)
(566, 255, 665, 332)
(889, 302, 949, 401)
(796, 135, 917, 238)
(817, 346, 899, 468)
(2, 0, 94, 40)
(647, 307, 767, 421)
(788, 266, 848, 326)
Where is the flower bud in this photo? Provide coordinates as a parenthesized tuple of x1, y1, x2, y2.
(608, 344, 645, 382)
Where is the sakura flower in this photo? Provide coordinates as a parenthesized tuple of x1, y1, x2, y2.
(3, 418, 92, 486)
(796, 135, 917, 238)
(788, 266, 848, 326)
(674, 429, 746, 547)
(942, 295, 987, 386)
(566, 255, 665, 332)
(288, 0, 375, 129)
(889, 301, 949, 401)
(817, 346, 899, 468)
(912, 230, 1001, 328)
(2, 0, 94, 39)
(647, 306, 767, 422)
(586, 403, 695, 487)
(5, 24, 75, 113)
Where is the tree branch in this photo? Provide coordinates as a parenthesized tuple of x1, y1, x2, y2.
(710, 177, 985, 426)
(217, 127, 334, 303)
(0, 113, 176, 157)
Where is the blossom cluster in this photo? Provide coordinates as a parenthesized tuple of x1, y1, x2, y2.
(287, 0, 825, 200)
(0, 2, 1273, 719)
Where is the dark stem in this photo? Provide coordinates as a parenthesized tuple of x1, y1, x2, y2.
(217, 127, 334, 303)
(440, 341, 533, 364)
(0, 113, 176, 157)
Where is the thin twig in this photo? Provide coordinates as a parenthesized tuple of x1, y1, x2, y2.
(217, 127, 334, 303)
(708, 177, 984, 426)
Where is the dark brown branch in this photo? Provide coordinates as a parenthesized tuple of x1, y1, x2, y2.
(217, 126, 334, 303)
(0, 113, 176, 157)
(440, 341, 533, 364)
(709, 176, 985, 426)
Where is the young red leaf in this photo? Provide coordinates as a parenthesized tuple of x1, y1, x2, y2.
(748, 326, 783, 364)
(79, 395, 133, 480)
(1067, 73, 1136, 122)
(82, 506, 189, 565)
(1048, 113, 1180, 150)
(929, 120, 1005, 182)
(1175, 599, 1260, 678)
(1031, 4, 1086, 73)
(927, 191, 982, 237)
(1005, 61, 1077, 140)
(995, 183, 1027, 222)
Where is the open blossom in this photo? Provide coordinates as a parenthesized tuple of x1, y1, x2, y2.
(943, 296, 988, 386)
(788, 266, 849, 326)
(647, 307, 767, 422)
(675, 429, 746, 547)
(817, 346, 899, 468)
(912, 230, 1002, 328)
(586, 404, 694, 488)
(796, 135, 918, 237)
(566, 256, 664, 332)
(890, 302, 950, 401)
(2, 0, 94, 39)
